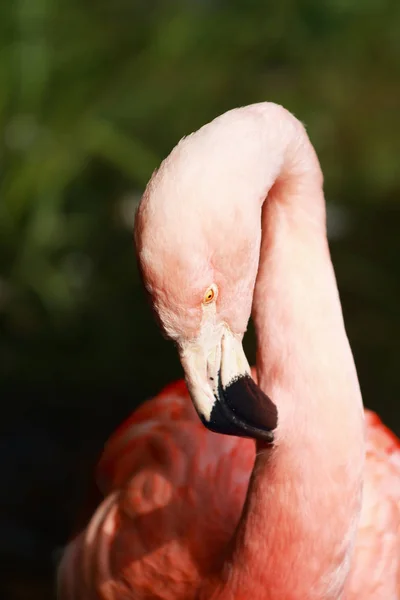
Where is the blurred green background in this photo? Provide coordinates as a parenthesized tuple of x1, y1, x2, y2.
(1, 0, 399, 598)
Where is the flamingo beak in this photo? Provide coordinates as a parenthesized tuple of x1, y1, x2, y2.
(179, 328, 277, 443)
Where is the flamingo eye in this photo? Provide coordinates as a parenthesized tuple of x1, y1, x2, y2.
(203, 284, 217, 305)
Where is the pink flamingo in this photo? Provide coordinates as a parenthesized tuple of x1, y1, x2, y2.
(58, 103, 400, 599)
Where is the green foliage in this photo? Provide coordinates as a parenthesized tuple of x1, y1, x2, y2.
(0, 0, 399, 430)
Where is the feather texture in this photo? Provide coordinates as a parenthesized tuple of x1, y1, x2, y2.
(58, 379, 400, 599)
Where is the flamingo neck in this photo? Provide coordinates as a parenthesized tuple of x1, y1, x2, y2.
(225, 111, 365, 599)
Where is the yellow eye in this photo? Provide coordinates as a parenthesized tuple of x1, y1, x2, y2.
(203, 285, 217, 304)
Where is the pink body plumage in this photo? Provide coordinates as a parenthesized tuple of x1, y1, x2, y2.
(58, 378, 400, 599)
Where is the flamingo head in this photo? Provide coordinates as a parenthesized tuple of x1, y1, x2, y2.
(134, 113, 278, 442)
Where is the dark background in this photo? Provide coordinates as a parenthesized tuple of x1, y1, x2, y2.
(1, 1, 399, 598)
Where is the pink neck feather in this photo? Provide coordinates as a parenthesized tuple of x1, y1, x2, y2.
(217, 104, 365, 599)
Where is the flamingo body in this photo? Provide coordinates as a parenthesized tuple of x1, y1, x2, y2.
(58, 378, 400, 599)
(58, 379, 254, 599)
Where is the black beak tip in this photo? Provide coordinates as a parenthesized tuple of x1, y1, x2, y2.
(201, 373, 277, 443)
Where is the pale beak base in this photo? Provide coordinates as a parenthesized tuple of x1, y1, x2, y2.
(180, 326, 277, 443)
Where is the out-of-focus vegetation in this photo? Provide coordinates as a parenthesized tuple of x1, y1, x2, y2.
(0, 0, 399, 597)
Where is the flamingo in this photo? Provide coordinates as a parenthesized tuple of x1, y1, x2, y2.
(58, 103, 400, 599)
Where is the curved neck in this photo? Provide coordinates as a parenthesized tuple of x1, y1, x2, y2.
(223, 106, 365, 599)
